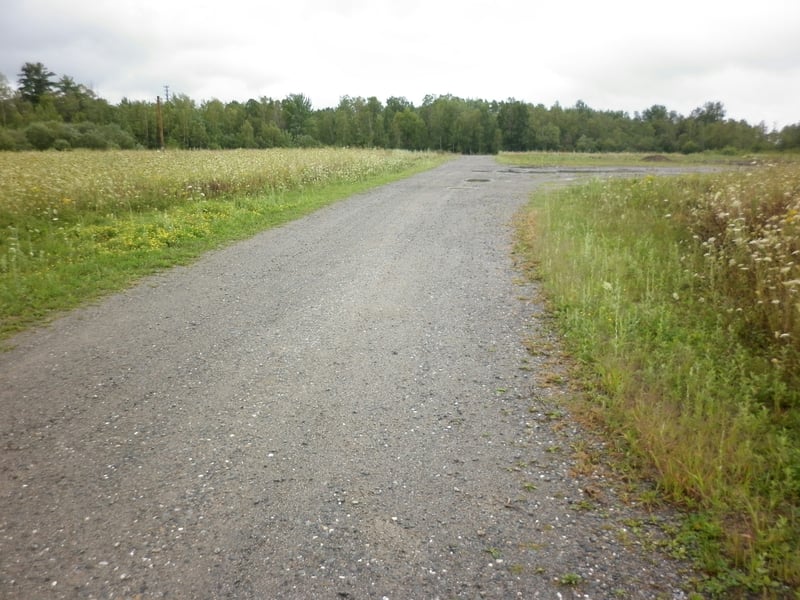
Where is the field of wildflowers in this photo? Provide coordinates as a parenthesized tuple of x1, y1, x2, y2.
(0, 148, 430, 224)
(687, 166, 800, 377)
(518, 159, 800, 594)
(0, 148, 442, 336)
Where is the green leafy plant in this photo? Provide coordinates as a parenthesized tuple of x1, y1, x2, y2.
(485, 547, 502, 559)
(559, 572, 583, 586)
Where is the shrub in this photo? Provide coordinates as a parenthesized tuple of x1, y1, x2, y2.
(25, 122, 56, 150)
(0, 128, 18, 151)
(75, 130, 109, 150)
(53, 138, 71, 151)
(99, 123, 137, 150)
(293, 134, 321, 148)
(681, 140, 701, 154)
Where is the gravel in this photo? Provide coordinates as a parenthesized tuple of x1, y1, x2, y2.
(1, 156, 699, 599)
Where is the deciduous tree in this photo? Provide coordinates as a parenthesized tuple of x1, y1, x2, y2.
(0, 73, 15, 127)
(282, 93, 313, 140)
(392, 109, 426, 150)
(497, 100, 529, 151)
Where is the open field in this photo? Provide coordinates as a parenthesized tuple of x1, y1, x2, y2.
(3, 148, 798, 595)
(0, 148, 447, 338)
(515, 157, 800, 595)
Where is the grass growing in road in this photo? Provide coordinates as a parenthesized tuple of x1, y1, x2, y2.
(515, 161, 800, 596)
(0, 148, 448, 339)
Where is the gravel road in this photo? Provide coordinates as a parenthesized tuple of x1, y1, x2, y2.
(1, 156, 698, 599)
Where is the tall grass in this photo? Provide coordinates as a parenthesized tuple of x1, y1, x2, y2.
(0, 148, 446, 338)
(516, 163, 800, 595)
(497, 150, 775, 168)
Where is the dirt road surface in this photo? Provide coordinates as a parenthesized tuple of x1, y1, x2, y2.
(1, 156, 696, 599)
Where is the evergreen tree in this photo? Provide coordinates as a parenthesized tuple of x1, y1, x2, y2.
(17, 62, 56, 105)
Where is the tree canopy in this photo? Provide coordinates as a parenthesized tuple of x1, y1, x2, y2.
(17, 62, 56, 105)
(0, 62, 797, 153)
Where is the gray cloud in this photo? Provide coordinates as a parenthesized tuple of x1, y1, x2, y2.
(1, 0, 798, 127)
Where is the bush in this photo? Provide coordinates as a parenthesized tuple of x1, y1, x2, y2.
(53, 138, 71, 151)
(0, 119, 155, 152)
(681, 140, 701, 154)
(99, 124, 137, 149)
(0, 128, 18, 150)
(52, 122, 77, 146)
(8, 128, 30, 150)
(25, 122, 57, 150)
(75, 130, 109, 149)
(293, 134, 321, 148)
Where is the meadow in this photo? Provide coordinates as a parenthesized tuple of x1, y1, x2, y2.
(5, 146, 799, 594)
(515, 156, 800, 596)
(0, 148, 445, 338)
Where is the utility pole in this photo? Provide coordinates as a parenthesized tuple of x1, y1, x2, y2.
(156, 95, 165, 149)
(164, 85, 170, 103)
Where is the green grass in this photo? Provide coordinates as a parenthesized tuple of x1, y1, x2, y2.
(0, 149, 449, 340)
(497, 150, 784, 168)
(515, 159, 800, 597)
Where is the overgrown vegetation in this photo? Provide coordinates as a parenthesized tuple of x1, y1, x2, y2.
(0, 148, 446, 338)
(2, 62, 798, 153)
(515, 158, 800, 596)
(496, 151, 762, 168)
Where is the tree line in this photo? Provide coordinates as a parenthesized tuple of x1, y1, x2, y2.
(2, 62, 799, 153)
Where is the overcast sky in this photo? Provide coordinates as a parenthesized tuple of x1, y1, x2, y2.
(2, 0, 798, 128)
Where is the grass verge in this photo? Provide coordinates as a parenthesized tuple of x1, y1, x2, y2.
(515, 161, 800, 597)
(497, 150, 787, 168)
(0, 149, 449, 340)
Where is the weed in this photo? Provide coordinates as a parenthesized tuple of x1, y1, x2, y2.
(519, 541, 544, 552)
(559, 572, 583, 586)
(515, 158, 800, 593)
(485, 547, 502, 559)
